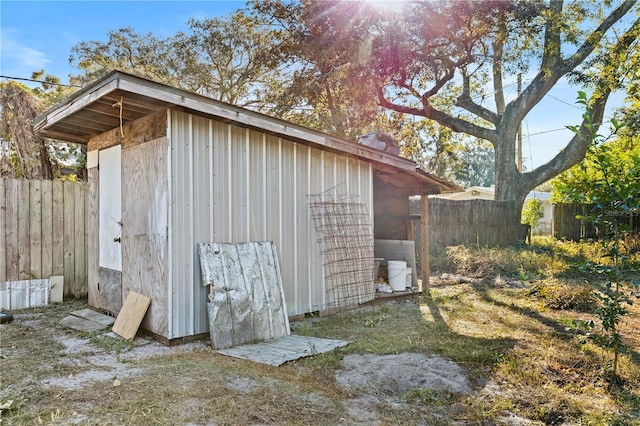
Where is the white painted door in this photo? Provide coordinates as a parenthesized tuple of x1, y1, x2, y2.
(98, 145, 123, 312)
(99, 145, 122, 270)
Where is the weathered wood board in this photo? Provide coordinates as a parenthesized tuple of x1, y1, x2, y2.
(198, 241, 290, 350)
(216, 335, 350, 366)
(112, 291, 151, 340)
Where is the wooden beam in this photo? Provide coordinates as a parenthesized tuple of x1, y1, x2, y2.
(420, 195, 430, 288)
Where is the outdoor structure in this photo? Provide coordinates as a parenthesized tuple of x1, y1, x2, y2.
(432, 186, 553, 235)
(34, 71, 458, 343)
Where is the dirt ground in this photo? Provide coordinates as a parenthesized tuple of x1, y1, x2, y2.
(4, 275, 636, 425)
(1, 299, 492, 425)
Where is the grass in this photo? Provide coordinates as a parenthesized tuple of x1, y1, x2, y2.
(1, 237, 639, 425)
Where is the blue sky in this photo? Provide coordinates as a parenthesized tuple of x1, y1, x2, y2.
(0, 1, 628, 170)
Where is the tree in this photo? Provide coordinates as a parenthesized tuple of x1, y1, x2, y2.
(253, 0, 640, 228)
(452, 142, 495, 188)
(69, 11, 290, 110)
(551, 132, 640, 206)
(0, 71, 85, 180)
(1, 81, 53, 179)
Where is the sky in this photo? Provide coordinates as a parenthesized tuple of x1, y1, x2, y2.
(0, 1, 629, 171)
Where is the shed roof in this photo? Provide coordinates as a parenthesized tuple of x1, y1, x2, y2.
(34, 70, 459, 195)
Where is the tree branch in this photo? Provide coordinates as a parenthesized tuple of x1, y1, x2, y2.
(562, 0, 638, 72)
(376, 85, 497, 141)
(541, 0, 563, 70)
(524, 89, 610, 188)
(456, 74, 499, 125)
(492, 16, 506, 115)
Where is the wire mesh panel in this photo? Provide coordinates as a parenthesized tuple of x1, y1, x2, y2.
(308, 186, 375, 315)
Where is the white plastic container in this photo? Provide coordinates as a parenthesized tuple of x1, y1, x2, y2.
(387, 261, 407, 291)
(405, 267, 412, 288)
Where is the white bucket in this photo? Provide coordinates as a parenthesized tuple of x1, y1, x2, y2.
(405, 267, 412, 288)
(387, 261, 407, 291)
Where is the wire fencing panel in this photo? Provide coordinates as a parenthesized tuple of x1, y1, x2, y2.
(0, 178, 87, 298)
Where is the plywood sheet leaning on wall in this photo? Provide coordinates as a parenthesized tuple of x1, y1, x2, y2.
(198, 241, 290, 350)
(112, 291, 151, 340)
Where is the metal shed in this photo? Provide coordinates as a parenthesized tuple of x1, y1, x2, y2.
(34, 71, 458, 344)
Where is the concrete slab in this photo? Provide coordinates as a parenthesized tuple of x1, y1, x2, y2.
(70, 309, 115, 326)
(60, 315, 108, 333)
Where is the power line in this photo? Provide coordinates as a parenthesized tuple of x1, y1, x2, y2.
(0, 75, 82, 88)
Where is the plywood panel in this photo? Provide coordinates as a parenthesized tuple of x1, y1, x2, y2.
(40, 180, 53, 279)
(122, 137, 168, 337)
(112, 290, 151, 340)
(87, 168, 100, 307)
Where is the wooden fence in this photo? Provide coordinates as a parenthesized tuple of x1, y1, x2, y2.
(410, 197, 528, 251)
(553, 203, 640, 240)
(0, 178, 87, 298)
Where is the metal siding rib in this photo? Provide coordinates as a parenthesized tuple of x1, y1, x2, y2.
(166, 109, 173, 338)
(190, 114, 211, 336)
(292, 143, 298, 312)
(170, 114, 376, 326)
(245, 129, 251, 241)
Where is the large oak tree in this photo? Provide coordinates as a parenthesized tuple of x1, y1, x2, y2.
(254, 0, 639, 224)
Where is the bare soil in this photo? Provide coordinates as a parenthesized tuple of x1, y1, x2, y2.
(1, 299, 478, 425)
(1, 271, 638, 425)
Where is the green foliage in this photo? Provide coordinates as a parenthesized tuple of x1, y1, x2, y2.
(70, 11, 289, 110)
(560, 92, 640, 381)
(0, 76, 86, 180)
(522, 198, 544, 228)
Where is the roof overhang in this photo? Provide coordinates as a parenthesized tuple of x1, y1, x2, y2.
(34, 70, 459, 194)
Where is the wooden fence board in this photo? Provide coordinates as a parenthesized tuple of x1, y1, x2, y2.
(5, 180, 18, 280)
(1, 178, 87, 298)
(52, 180, 65, 276)
(63, 182, 75, 298)
(0, 179, 5, 282)
(18, 179, 30, 279)
(74, 183, 86, 297)
(41, 180, 53, 278)
(426, 198, 524, 250)
(29, 180, 42, 279)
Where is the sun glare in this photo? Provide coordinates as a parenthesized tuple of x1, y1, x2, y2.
(362, 0, 407, 12)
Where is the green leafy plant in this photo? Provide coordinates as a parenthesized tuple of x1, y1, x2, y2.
(563, 91, 640, 382)
(522, 198, 544, 228)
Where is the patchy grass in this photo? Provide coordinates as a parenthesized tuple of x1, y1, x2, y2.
(1, 239, 639, 425)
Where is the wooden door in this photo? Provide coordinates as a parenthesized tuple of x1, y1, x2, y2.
(98, 145, 123, 313)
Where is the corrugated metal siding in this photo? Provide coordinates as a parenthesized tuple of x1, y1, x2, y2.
(169, 110, 374, 338)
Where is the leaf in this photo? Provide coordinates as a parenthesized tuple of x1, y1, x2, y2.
(113, 378, 121, 388)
